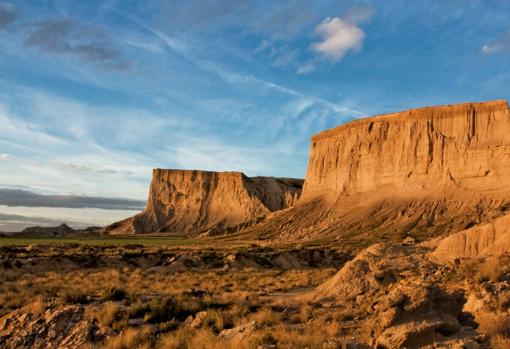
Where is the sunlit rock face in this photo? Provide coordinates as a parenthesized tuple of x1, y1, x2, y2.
(245, 100, 510, 241)
(108, 169, 302, 235)
(302, 100, 510, 201)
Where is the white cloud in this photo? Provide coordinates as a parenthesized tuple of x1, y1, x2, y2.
(0, 153, 11, 160)
(311, 17, 365, 61)
(309, 6, 372, 63)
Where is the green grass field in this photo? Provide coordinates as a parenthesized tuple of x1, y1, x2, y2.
(0, 236, 195, 246)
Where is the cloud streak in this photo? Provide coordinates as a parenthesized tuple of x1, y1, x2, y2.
(0, 188, 145, 210)
(52, 162, 134, 176)
(482, 32, 510, 54)
(24, 19, 131, 70)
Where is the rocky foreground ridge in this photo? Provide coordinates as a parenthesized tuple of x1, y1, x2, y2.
(243, 100, 510, 241)
(1, 239, 510, 348)
(108, 169, 303, 235)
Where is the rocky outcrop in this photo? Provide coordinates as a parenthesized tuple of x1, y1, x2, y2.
(244, 100, 510, 241)
(304, 243, 480, 348)
(0, 301, 110, 349)
(108, 169, 302, 235)
(306, 244, 424, 302)
(430, 212, 510, 263)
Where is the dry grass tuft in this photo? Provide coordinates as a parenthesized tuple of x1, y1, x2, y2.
(157, 327, 195, 349)
(477, 257, 504, 282)
(477, 311, 510, 336)
(97, 302, 121, 327)
(61, 289, 90, 304)
(102, 328, 152, 349)
(491, 334, 510, 349)
(477, 311, 510, 347)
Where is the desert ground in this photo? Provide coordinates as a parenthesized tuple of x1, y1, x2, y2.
(3, 102, 510, 349)
(0, 235, 509, 348)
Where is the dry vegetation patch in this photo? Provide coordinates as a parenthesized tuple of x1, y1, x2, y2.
(0, 244, 341, 348)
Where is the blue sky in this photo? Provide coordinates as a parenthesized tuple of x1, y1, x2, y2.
(1, 0, 510, 207)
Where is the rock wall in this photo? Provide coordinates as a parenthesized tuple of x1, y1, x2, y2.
(108, 169, 302, 235)
(243, 100, 510, 241)
(302, 100, 510, 201)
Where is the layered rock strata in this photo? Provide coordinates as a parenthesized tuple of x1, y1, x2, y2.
(108, 169, 302, 235)
(244, 100, 510, 240)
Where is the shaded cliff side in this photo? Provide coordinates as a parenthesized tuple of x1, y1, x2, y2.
(240, 100, 510, 241)
(108, 169, 302, 235)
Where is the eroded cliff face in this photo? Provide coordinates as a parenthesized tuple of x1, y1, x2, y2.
(108, 169, 302, 235)
(302, 100, 510, 201)
(243, 100, 510, 241)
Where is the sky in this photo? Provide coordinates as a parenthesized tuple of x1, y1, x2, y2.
(1, 0, 510, 230)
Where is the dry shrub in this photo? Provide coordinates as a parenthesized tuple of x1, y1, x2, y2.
(244, 331, 278, 349)
(127, 299, 149, 319)
(202, 309, 232, 333)
(158, 327, 250, 349)
(300, 303, 314, 323)
(97, 302, 121, 327)
(476, 311, 510, 339)
(102, 328, 151, 349)
(61, 289, 89, 304)
(249, 307, 280, 326)
(187, 329, 225, 349)
(261, 321, 340, 348)
(102, 287, 128, 301)
(477, 257, 504, 282)
(144, 295, 201, 324)
(157, 326, 194, 349)
(492, 334, 510, 349)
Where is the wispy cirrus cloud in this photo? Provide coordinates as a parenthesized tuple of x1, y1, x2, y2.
(52, 162, 134, 176)
(482, 32, 510, 54)
(0, 188, 145, 210)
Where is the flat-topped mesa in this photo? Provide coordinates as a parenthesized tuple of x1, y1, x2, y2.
(301, 100, 510, 202)
(242, 100, 510, 241)
(108, 169, 303, 235)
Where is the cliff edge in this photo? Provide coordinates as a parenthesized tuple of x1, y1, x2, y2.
(242, 100, 510, 241)
(108, 169, 302, 235)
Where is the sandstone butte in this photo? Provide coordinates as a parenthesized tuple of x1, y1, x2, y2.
(107, 169, 303, 235)
(110, 99, 510, 244)
(242, 99, 510, 241)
